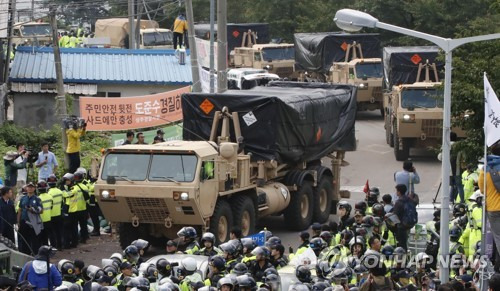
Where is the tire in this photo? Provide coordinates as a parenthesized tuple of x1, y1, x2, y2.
(385, 115, 391, 145)
(313, 176, 333, 223)
(232, 195, 256, 238)
(394, 130, 409, 161)
(389, 120, 395, 147)
(284, 181, 314, 231)
(118, 223, 140, 250)
(210, 200, 233, 245)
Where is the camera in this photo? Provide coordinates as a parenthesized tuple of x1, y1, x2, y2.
(63, 115, 86, 129)
(22, 148, 38, 164)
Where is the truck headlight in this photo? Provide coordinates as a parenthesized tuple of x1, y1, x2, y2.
(180, 192, 189, 201)
(402, 114, 416, 123)
(102, 190, 109, 199)
(100, 189, 115, 199)
(358, 83, 369, 90)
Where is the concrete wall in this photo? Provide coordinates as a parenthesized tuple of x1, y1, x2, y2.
(13, 84, 186, 129)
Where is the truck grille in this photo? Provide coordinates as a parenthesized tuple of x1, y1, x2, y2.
(372, 87, 382, 99)
(421, 119, 443, 137)
(275, 67, 293, 75)
(126, 198, 169, 223)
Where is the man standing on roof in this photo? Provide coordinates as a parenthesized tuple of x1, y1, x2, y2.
(173, 13, 187, 49)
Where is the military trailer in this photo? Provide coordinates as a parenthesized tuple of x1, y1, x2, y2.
(294, 32, 384, 114)
(95, 82, 356, 248)
(383, 46, 464, 161)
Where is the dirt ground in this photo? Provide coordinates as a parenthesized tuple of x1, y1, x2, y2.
(52, 233, 120, 266)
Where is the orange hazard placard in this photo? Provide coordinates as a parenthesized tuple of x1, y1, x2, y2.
(200, 98, 215, 115)
(79, 86, 191, 131)
(411, 54, 422, 65)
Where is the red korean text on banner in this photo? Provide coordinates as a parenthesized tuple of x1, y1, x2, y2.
(79, 86, 191, 131)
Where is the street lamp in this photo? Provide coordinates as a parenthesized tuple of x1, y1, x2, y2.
(334, 8, 500, 284)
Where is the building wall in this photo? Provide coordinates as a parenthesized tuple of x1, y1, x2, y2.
(13, 84, 187, 129)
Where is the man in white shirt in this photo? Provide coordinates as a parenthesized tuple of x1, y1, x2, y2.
(35, 142, 58, 181)
(15, 143, 27, 194)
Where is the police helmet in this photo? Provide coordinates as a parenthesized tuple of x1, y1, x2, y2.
(229, 239, 243, 255)
(295, 265, 312, 283)
(263, 273, 281, 291)
(288, 284, 310, 291)
(201, 232, 216, 244)
(361, 215, 375, 228)
(312, 282, 330, 291)
(354, 201, 367, 214)
(264, 267, 278, 277)
(319, 231, 332, 243)
(259, 229, 273, 241)
(241, 238, 257, 253)
(103, 265, 118, 279)
(59, 260, 76, 277)
(315, 261, 331, 278)
(156, 258, 172, 277)
(309, 238, 327, 253)
(220, 242, 238, 257)
(217, 277, 234, 290)
(237, 275, 257, 291)
(177, 226, 197, 239)
(37, 180, 48, 192)
(109, 253, 123, 267)
(131, 239, 150, 251)
(232, 263, 248, 276)
(340, 229, 354, 244)
(124, 245, 140, 263)
(180, 257, 197, 272)
(371, 203, 385, 218)
(453, 203, 467, 217)
(381, 245, 394, 257)
(209, 255, 226, 272)
(63, 173, 74, 181)
(449, 225, 463, 240)
(265, 236, 282, 249)
(73, 171, 84, 183)
(251, 246, 270, 259)
(372, 216, 383, 228)
(47, 174, 58, 187)
(337, 201, 352, 216)
(349, 236, 365, 249)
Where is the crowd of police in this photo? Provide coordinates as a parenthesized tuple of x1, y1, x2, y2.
(7, 182, 499, 291)
(57, 29, 94, 49)
(13, 167, 100, 255)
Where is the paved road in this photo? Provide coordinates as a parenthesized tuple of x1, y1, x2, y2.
(52, 111, 443, 265)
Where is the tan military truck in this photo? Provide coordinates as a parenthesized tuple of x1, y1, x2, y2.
(95, 82, 356, 248)
(295, 33, 383, 115)
(383, 46, 465, 161)
(231, 43, 297, 79)
(11, 22, 52, 46)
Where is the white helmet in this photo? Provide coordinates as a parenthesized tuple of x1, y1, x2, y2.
(469, 190, 484, 202)
(58, 259, 72, 272)
(416, 252, 430, 262)
(181, 257, 197, 272)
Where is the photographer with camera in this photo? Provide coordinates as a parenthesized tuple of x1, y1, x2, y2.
(65, 117, 87, 174)
(35, 142, 59, 181)
(3, 150, 28, 188)
(393, 160, 420, 202)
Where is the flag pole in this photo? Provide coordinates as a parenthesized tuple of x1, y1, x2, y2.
(480, 72, 488, 291)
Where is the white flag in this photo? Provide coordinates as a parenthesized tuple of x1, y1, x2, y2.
(484, 73, 500, 147)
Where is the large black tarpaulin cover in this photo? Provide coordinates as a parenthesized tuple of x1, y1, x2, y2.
(294, 32, 381, 74)
(383, 46, 444, 89)
(182, 82, 357, 164)
(194, 23, 269, 55)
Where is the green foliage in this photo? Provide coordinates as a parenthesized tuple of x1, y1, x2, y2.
(0, 123, 110, 180)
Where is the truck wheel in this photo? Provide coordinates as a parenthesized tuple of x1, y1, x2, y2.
(389, 121, 395, 147)
(118, 223, 140, 250)
(313, 177, 333, 223)
(210, 200, 233, 244)
(394, 130, 409, 161)
(284, 181, 314, 231)
(385, 115, 391, 145)
(232, 195, 256, 237)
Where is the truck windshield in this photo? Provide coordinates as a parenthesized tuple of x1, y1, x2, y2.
(143, 31, 173, 46)
(355, 63, 383, 79)
(401, 89, 443, 109)
(261, 47, 294, 61)
(149, 154, 197, 182)
(101, 153, 150, 181)
(21, 24, 51, 36)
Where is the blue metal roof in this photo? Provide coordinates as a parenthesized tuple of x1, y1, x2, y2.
(10, 46, 193, 85)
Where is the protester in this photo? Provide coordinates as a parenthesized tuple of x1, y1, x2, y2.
(15, 143, 28, 193)
(173, 13, 187, 49)
(135, 132, 146, 145)
(19, 245, 62, 290)
(122, 131, 134, 145)
(3, 150, 28, 188)
(394, 160, 420, 198)
(35, 142, 59, 181)
(0, 187, 16, 242)
(156, 129, 166, 142)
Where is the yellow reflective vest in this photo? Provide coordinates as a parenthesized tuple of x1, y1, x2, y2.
(64, 186, 79, 213)
(73, 183, 88, 211)
(39, 192, 53, 223)
(49, 187, 63, 217)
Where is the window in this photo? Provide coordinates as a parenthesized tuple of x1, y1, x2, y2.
(401, 89, 443, 109)
(95, 92, 106, 97)
(149, 154, 198, 182)
(355, 63, 383, 79)
(201, 160, 215, 180)
(261, 47, 295, 61)
(101, 153, 150, 181)
(107, 92, 121, 97)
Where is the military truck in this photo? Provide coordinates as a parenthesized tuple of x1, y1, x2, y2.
(11, 22, 52, 46)
(94, 18, 173, 49)
(95, 82, 356, 248)
(295, 32, 384, 115)
(227, 68, 280, 90)
(383, 46, 464, 161)
(231, 43, 297, 78)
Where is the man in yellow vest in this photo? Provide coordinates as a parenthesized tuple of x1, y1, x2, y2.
(37, 180, 53, 246)
(173, 13, 187, 49)
(73, 171, 89, 244)
(59, 32, 70, 48)
(48, 174, 63, 249)
(77, 168, 100, 237)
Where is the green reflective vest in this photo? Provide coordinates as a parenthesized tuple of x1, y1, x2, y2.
(39, 192, 53, 222)
(49, 187, 63, 217)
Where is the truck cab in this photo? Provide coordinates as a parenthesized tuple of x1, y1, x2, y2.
(140, 28, 173, 49)
(227, 68, 280, 90)
(231, 44, 296, 79)
(12, 22, 52, 46)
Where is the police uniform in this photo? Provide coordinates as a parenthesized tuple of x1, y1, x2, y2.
(18, 193, 43, 255)
(73, 182, 89, 243)
(49, 186, 64, 249)
(180, 272, 202, 291)
(270, 255, 288, 270)
(85, 179, 101, 236)
(63, 184, 80, 248)
(184, 241, 200, 255)
(39, 190, 53, 246)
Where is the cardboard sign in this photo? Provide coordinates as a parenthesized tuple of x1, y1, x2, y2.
(79, 86, 190, 131)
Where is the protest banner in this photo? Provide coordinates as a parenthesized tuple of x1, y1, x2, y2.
(79, 86, 190, 131)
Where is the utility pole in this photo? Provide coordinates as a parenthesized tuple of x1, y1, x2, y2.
(50, 6, 69, 169)
(216, 0, 227, 92)
(135, 0, 143, 49)
(31, 0, 34, 21)
(209, 0, 215, 93)
(3, 0, 15, 82)
(128, 0, 135, 49)
(184, 0, 201, 92)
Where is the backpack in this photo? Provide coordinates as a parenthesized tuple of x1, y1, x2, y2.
(401, 197, 418, 229)
(368, 277, 396, 291)
(488, 166, 500, 192)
